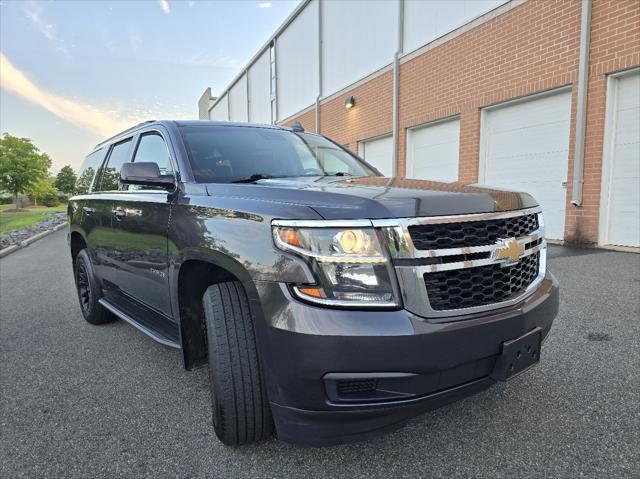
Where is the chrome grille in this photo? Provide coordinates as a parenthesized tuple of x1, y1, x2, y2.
(408, 213, 538, 250)
(423, 253, 540, 310)
(374, 207, 547, 319)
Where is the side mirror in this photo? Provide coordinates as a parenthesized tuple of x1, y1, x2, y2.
(120, 162, 175, 190)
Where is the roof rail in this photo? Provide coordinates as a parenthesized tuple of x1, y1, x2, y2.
(291, 121, 304, 132)
(94, 120, 157, 149)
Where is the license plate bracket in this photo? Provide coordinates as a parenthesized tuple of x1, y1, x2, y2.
(491, 327, 542, 381)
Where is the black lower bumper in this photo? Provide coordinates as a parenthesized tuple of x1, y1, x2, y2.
(253, 274, 559, 446)
(271, 376, 496, 446)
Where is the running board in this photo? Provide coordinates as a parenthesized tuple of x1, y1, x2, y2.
(99, 298, 181, 349)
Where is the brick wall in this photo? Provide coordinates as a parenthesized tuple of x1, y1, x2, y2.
(319, 70, 394, 154)
(398, 0, 582, 183)
(565, 0, 640, 242)
(282, 106, 317, 134)
(283, 0, 639, 244)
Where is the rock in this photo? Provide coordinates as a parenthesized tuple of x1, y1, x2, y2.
(0, 212, 67, 249)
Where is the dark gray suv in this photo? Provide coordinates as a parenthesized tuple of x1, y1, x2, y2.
(68, 120, 559, 446)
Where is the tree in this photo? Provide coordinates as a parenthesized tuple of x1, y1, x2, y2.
(55, 165, 77, 194)
(75, 167, 95, 195)
(0, 133, 51, 209)
(26, 176, 58, 206)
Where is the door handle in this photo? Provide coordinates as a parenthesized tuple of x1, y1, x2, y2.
(112, 207, 127, 220)
(82, 206, 95, 215)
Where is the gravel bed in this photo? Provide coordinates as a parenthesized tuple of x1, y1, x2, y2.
(0, 213, 67, 249)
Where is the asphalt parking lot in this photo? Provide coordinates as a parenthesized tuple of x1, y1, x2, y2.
(1, 230, 638, 478)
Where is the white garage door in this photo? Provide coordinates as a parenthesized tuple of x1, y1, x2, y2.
(600, 70, 640, 247)
(480, 89, 572, 240)
(407, 118, 460, 182)
(358, 135, 393, 176)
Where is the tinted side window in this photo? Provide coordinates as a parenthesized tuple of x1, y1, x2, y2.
(133, 133, 173, 174)
(75, 149, 105, 194)
(98, 138, 133, 191)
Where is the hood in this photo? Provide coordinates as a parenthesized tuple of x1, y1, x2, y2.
(204, 176, 537, 220)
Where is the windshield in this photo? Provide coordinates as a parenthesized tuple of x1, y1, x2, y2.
(180, 125, 378, 183)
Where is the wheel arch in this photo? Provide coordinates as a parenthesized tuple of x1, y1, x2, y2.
(69, 229, 88, 267)
(173, 251, 264, 371)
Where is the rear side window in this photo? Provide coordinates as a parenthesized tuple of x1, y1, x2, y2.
(75, 149, 105, 194)
(97, 138, 133, 191)
(133, 133, 173, 175)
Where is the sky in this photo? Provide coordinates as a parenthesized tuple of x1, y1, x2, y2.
(0, 0, 299, 172)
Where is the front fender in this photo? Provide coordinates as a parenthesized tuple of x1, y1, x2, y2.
(166, 199, 318, 349)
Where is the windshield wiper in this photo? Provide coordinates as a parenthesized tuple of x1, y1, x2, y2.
(324, 172, 354, 177)
(231, 174, 276, 183)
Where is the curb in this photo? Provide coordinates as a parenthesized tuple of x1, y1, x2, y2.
(0, 223, 66, 258)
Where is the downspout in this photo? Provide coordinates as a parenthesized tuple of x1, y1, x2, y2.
(246, 69, 250, 122)
(571, 0, 592, 206)
(316, 0, 323, 133)
(392, 0, 404, 177)
(273, 37, 279, 125)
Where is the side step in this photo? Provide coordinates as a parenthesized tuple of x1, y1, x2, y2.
(99, 298, 181, 349)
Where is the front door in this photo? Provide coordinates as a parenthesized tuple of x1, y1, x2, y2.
(106, 130, 175, 319)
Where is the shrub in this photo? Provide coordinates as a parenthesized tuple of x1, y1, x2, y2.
(40, 192, 60, 207)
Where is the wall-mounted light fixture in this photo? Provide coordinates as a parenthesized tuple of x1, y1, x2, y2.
(344, 96, 355, 109)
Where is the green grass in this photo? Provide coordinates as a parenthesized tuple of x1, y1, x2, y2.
(0, 204, 67, 234)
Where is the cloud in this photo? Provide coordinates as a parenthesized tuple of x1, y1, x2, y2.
(0, 52, 129, 137)
(159, 0, 170, 14)
(258, 2, 272, 8)
(22, 1, 71, 59)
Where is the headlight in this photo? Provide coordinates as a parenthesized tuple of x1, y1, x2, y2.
(273, 224, 400, 307)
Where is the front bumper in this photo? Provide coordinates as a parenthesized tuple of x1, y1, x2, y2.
(252, 273, 559, 446)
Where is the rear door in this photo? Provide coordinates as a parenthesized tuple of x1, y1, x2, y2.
(104, 128, 176, 326)
(72, 148, 112, 278)
(89, 139, 134, 282)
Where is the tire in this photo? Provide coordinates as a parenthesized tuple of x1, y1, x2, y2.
(202, 281, 273, 445)
(74, 249, 115, 325)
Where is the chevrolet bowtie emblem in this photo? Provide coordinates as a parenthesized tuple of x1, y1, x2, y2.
(493, 238, 525, 265)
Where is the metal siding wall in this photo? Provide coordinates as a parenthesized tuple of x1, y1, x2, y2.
(209, 94, 229, 121)
(277, 0, 319, 121)
(248, 50, 272, 124)
(403, 0, 506, 55)
(229, 74, 248, 122)
(321, 0, 398, 97)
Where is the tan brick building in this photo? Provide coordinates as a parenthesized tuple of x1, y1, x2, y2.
(201, 0, 640, 249)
